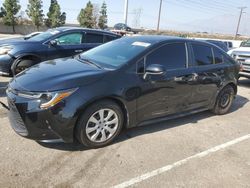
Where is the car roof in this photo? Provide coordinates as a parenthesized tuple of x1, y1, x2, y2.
(51, 27, 119, 36)
(122, 35, 191, 44)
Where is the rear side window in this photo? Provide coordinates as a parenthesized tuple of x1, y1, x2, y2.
(104, 35, 116, 43)
(146, 43, 186, 70)
(213, 48, 224, 64)
(85, 33, 104, 43)
(192, 44, 213, 66)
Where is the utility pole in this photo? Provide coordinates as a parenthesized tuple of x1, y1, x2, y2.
(124, 0, 129, 25)
(235, 7, 247, 39)
(157, 0, 163, 31)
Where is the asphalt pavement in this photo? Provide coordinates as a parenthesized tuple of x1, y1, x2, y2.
(0, 77, 249, 188)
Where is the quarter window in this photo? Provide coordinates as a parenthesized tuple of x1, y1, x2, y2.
(85, 33, 104, 43)
(146, 43, 187, 70)
(55, 33, 83, 45)
(192, 44, 213, 66)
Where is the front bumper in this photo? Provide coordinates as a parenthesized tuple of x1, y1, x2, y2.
(239, 63, 250, 78)
(0, 54, 14, 76)
(6, 89, 78, 143)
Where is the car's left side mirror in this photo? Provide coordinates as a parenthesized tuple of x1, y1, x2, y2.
(48, 40, 58, 47)
(143, 64, 166, 79)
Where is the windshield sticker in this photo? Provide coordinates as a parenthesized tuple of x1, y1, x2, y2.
(132, 42, 151, 47)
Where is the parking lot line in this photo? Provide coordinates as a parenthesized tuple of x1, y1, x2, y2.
(113, 134, 250, 188)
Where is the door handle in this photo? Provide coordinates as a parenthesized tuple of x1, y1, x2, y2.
(75, 50, 83, 53)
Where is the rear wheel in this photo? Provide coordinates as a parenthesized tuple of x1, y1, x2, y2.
(212, 85, 235, 115)
(76, 100, 124, 148)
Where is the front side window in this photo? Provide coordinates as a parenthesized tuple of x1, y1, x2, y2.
(192, 43, 213, 66)
(146, 43, 187, 70)
(55, 33, 83, 45)
(85, 33, 104, 43)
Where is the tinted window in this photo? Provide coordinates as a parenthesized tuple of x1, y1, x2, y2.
(192, 44, 213, 66)
(146, 43, 186, 70)
(104, 35, 116, 43)
(56, 33, 82, 45)
(213, 48, 224, 64)
(85, 33, 104, 43)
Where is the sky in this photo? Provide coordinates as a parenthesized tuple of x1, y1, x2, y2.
(0, 0, 250, 35)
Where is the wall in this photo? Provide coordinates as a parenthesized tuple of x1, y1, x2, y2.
(0, 24, 48, 35)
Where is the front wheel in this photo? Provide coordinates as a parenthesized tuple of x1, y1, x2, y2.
(212, 85, 235, 115)
(76, 100, 124, 148)
(13, 59, 37, 75)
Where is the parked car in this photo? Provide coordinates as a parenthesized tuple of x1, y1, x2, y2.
(223, 41, 233, 50)
(228, 39, 250, 78)
(205, 40, 229, 52)
(6, 36, 239, 148)
(0, 27, 120, 76)
(114, 23, 132, 32)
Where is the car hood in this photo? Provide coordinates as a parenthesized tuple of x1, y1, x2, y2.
(9, 58, 107, 92)
(231, 47, 250, 53)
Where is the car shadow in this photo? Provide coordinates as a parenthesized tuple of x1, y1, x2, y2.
(39, 94, 248, 151)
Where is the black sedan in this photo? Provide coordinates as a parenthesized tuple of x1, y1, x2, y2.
(0, 27, 120, 76)
(6, 36, 239, 148)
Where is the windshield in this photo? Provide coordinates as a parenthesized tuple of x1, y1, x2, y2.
(27, 29, 61, 42)
(241, 40, 250, 47)
(79, 38, 151, 69)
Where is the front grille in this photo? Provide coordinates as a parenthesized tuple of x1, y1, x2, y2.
(8, 99, 28, 136)
(238, 55, 250, 59)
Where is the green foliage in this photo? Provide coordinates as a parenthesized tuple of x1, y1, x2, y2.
(2, 0, 21, 32)
(77, 1, 95, 28)
(26, 0, 44, 30)
(45, 0, 66, 28)
(98, 1, 107, 29)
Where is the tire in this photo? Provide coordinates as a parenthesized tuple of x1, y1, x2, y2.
(212, 85, 235, 115)
(76, 100, 124, 148)
(13, 59, 37, 75)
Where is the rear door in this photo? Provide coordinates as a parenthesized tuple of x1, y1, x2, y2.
(82, 32, 105, 51)
(190, 42, 224, 108)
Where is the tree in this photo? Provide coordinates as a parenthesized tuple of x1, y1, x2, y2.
(26, 0, 44, 31)
(77, 1, 95, 28)
(0, 7, 6, 18)
(98, 1, 107, 29)
(2, 0, 21, 33)
(45, 0, 66, 28)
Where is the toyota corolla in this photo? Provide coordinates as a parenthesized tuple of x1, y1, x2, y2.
(6, 36, 240, 148)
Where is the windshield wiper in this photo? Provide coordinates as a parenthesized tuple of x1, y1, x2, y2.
(77, 55, 103, 69)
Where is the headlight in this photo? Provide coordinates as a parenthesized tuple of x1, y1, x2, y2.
(40, 88, 78, 109)
(12, 88, 78, 109)
(0, 46, 13, 55)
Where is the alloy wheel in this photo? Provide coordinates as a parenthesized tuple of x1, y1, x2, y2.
(85, 108, 119, 143)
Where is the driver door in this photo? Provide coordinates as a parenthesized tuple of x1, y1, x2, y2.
(136, 42, 198, 122)
(46, 32, 85, 60)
